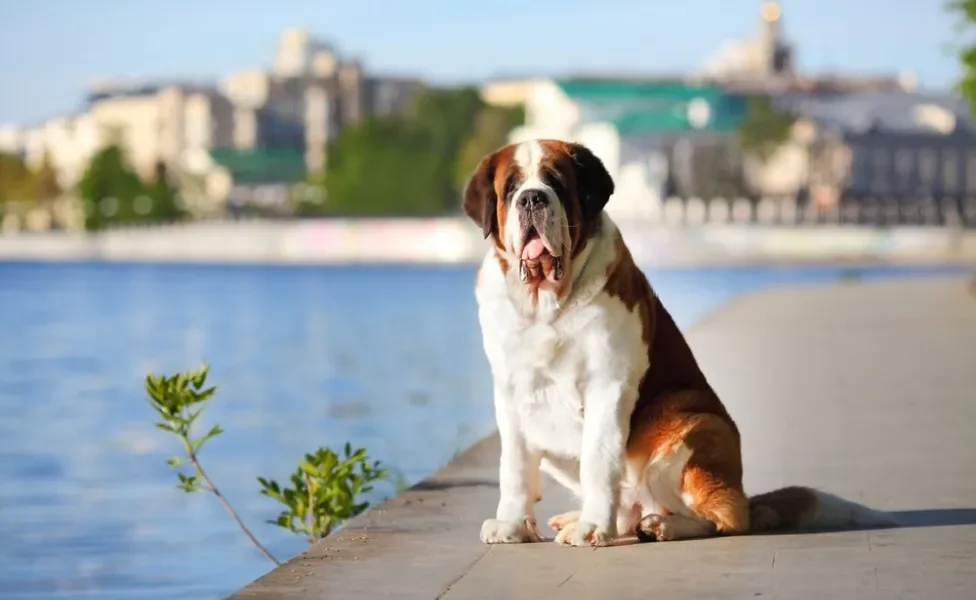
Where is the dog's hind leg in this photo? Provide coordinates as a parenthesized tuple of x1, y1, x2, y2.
(635, 411, 750, 542)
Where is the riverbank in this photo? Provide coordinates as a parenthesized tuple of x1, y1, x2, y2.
(229, 274, 976, 599)
(3, 218, 976, 267)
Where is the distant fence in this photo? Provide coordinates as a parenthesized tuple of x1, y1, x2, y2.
(616, 196, 976, 229)
(6, 194, 976, 235)
(3, 209, 976, 267)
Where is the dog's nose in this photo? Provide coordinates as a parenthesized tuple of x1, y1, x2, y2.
(516, 190, 548, 210)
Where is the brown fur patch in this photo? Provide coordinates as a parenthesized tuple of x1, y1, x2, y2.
(490, 145, 516, 249)
(679, 415, 749, 534)
(606, 229, 749, 537)
(463, 139, 615, 303)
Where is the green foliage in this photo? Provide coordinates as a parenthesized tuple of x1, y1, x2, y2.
(76, 147, 188, 230)
(76, 144, 145, 230)
(146, 162, 187, 223)
(145, 363, 281, 564)
(0, 152, 34, 204)
(258, 444, 387, 542)
(317, 117, 444, 216)
(308, 87, 524, 217)
(0, 152, 62, 207)
(145, 363, 389, 565)
(32, 154, 62, 203)
(454, 104, 525, 191)
(737, 95, 797, 164)
(145, 363, 221, 493)
(948, 1, 976, 114)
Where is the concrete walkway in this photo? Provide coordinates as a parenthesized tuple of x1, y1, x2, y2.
(229, 274, 976, 600)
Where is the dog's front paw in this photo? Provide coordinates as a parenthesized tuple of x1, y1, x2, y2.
(554, 520, 615, 547)
(480, 518, 543, 544)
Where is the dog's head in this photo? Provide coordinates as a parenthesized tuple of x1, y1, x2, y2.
(462, 139, 614, 286)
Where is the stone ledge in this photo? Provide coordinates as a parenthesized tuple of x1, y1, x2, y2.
(229, 274, 976, 600)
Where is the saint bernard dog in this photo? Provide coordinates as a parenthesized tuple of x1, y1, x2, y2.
(462, 138, 895, 547)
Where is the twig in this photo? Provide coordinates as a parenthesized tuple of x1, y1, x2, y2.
(305, 471, 316, 543)
(183, 439, 281, 566)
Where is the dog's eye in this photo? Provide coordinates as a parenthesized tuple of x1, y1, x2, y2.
(504, 179, 518, 202)
(542, 169, 565, 194)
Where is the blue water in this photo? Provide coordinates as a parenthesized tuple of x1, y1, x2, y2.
(0, 261, 968, 599)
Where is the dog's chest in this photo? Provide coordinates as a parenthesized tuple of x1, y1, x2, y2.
(502, 312, 597, 458)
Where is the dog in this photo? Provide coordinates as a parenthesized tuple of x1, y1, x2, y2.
(461, 138, 895, 547)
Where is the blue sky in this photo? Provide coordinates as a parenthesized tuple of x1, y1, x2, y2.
(0, 0, 964, 124)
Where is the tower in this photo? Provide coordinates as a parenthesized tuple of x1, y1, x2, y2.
(758, 1, 794, 78)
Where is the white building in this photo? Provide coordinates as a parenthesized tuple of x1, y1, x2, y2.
(0, 124, 24, 155)
(22, 113, 104, 189)
(86, 84, 235, 180)
(504, 78, 739, 220)
(272, 27, 338, 79)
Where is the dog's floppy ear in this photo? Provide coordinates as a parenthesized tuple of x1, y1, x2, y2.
(462, 152, 499, 239)
(568, 143, 615, 220)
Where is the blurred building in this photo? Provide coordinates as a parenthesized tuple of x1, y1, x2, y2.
(702, 1, 914, 95)
(775, 92, 976, 206)
(700, 1, 795, 84)
(22, 113, 105, 189)
(84, 82, 236, 180)
(506, 78, 751, 219)
(483, 1, 941, 217)
(214, 27, 424, 212)
(5, 27, 424, 220)
(480, 77, 547, 109)
(221, 27, 423, 174)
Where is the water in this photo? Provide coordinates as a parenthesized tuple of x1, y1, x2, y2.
(0, 261, 967, 599)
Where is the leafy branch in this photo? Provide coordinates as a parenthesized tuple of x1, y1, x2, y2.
(146, 364, 281, 565)
(145, 363, 389, 565)
(947, 0, 976, 114)
(258, 445, 387, 543)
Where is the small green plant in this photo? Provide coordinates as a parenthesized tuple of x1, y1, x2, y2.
(145, 363, 387, 565)
(737, 95, 797, 164)
(258, 445, 386, 542)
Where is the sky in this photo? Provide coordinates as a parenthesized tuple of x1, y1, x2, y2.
(0, 0, 965, 124)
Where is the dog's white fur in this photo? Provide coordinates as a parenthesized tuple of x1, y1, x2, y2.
(471, 139, 897, 547)
(476, 210, 648, 546)
(506, 140, 566, 264)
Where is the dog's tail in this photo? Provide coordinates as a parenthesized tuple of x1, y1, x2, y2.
(748, 486, 897, 533)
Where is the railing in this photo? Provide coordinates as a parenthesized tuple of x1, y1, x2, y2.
(5, 194, 976, 237)
(610, 195, 976, 229)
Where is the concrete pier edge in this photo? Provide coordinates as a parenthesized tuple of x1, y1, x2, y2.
(229, 273, 976, 600)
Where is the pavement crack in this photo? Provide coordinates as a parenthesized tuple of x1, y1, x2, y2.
(435, 546, 492, 599)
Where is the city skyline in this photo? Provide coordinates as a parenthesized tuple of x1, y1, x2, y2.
(0, 0, 965, 124)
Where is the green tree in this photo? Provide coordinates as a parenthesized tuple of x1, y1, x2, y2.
(146, 161, 186, 222)
(258, 444, 386, 542)
(318, 117, 443, 216)
(31, 153, 62, 204)
(312, 86, 521, 217)
(454, 103, 525, 192)
(737, 95, 797, 164)
(146, 363, 387, 564)
(76, 144, 144, 230)
(0, 152, 34, 204)
(948, 1, 976, 112)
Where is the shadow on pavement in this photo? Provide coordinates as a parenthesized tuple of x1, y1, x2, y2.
(888, 508, 976, 528)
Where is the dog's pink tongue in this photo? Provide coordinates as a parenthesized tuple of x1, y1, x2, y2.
(521, 238, 546, 261)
